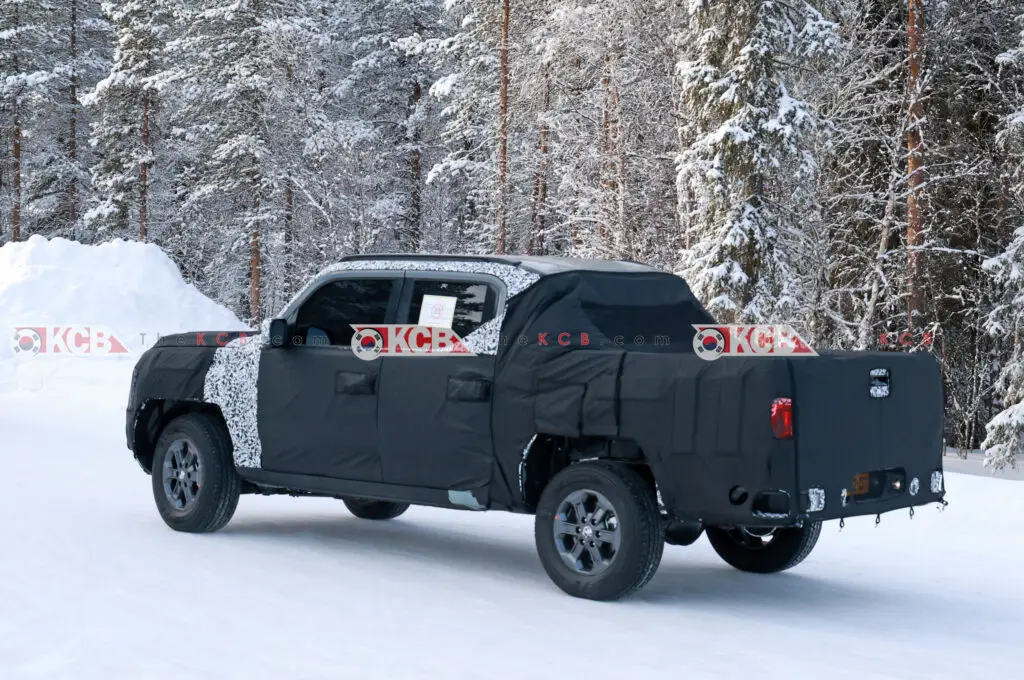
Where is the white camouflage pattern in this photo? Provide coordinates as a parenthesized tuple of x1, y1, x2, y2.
(203, 329, 266, 469)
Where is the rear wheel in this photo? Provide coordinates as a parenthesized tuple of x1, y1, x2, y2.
(705, 522, 821, 573)
(343, 497, 409, 520)
(534, 462, 664, 601)
(152, 413, 241, 533)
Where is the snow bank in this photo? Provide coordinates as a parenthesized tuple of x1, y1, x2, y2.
(0, 236, 247, 390)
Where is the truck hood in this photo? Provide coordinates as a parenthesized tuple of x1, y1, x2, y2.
(153, 330, 256, 349)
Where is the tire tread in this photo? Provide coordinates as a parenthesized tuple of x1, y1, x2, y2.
(152, 412, 241, 534)
(535, 461, 664, 601)
(706, 521, 822, 574)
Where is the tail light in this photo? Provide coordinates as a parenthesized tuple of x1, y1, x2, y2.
(771, 398, 793, 439)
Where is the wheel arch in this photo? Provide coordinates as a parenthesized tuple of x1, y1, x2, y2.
(130, 399, 228, 474)
(519, 435, 658, 513)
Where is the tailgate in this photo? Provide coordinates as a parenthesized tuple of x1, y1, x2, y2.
(789, 351, 946, 520)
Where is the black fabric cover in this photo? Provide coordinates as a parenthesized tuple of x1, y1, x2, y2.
(788, 350, 944, 519)
(124, 331, 250, 452)
(258, 345, 384, 481)
(377, 355, 496, 495)
(127, 331, 252, 409)
(127, 272, 945, 524)
(490, 271, 945, 521)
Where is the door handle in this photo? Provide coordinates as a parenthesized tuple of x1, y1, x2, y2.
(447, 376, 491, 402)
(336, 371, 376, 395)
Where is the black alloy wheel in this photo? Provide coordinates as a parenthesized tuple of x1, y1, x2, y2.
(552, 489, 622, 576)
(161, 438, 203, 512)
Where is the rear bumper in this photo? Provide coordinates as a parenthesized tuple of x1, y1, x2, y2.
(797, 465, 946, 522)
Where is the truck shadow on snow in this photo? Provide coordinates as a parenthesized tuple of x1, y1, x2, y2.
(221, 514, 543, 579)
(219, 514, 958, 628)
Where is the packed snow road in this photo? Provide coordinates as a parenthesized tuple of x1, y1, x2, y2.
(0, 362, 1021, 680)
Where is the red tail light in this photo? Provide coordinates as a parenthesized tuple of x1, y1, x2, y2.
(771, 398, 793, 439)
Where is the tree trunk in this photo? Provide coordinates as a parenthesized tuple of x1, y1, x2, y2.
(906, 0, 926, 331)
(283, 176, 294, 300)
(598, 57, 612, 243)
(495, 0, 511, 255)
(12, 54, 23, 242)
(528, 63, 551, 256)
(68, 0, 79, 231)
(613, 69, 628, 255)
(282, 61, 295, 299)
(858, 176, 899, 349)
(139, 93, 151, 241)
(409, 79, 423, 251)
(249, 226, 262, 323)
(599, 52, 625, 250)
(570, 200, 581, 251)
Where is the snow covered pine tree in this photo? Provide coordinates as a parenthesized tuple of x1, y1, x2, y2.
(675, 0, 840, 324)
(982, 11, 1024, 471)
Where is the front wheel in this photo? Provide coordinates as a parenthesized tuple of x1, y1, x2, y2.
(705, 522, 821, 574)
(152, 413, 242, 533)
(534, 462, 664, 601)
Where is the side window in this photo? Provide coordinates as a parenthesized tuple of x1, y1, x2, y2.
(406, 279, 497, 338)
(294, 278, 395, 347)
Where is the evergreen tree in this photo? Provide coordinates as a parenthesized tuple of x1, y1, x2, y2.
(675, 0, 840, 323)
(161, 0, 305, 322)
(37, 1, 109, 238)
(423, 0, 507, 254)
(84, 0, 165, 239)
(982, 9, 1024, 469)
(1, 1, 109, 241)
(335, 0, 442, 253)
(0, 0, 58, 241)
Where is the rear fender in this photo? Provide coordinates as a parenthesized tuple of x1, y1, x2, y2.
(519, 435, 667, 513)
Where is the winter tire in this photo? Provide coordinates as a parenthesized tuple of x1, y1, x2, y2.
(534, 461, 664, 601)
(152, 413, 242, 534)
(705, 522, 821, 574)
(343, 497, 410, 520)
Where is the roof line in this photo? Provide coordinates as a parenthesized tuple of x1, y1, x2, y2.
(340, 253, 524, 265)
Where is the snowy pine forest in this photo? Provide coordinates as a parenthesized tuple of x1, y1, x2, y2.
(2, 0, 1024, 468)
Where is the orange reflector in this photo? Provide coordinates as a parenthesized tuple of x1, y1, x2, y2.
(853, 473, 870, 496)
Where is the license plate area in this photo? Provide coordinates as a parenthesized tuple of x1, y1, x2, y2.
(851, 468, 907, 502)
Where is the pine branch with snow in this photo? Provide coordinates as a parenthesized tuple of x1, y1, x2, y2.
(675, 0, 840, 324)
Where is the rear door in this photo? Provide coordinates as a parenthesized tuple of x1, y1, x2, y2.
(376, 273, 505, 499)
(257, 273, 402, 481)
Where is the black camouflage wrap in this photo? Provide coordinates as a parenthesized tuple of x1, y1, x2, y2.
(491, 270, 945, 522)
(126, 259, 946, 523)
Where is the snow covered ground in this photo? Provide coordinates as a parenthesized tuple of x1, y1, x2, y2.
(2, 362, 1022, 680)
(1, 238, 1022, 679)
(943, 449, 1024, 481)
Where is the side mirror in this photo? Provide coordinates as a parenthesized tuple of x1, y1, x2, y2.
(268, 318, 291, 348)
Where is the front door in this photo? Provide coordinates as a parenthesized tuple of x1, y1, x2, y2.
(377, 274, 503, 497)
(257, 274, 401, 481)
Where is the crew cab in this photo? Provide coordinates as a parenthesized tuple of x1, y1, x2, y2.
(125, 254, 946, 600)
